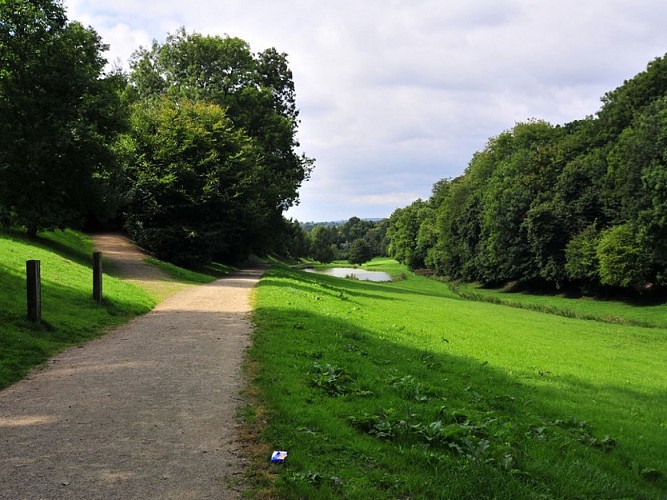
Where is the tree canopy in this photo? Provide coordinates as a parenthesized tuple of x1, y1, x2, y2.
(0, 3, 313, 265)
(124, 28, 313, 263)
(0, 0, 126, 236)
(386, 54, 667, 294)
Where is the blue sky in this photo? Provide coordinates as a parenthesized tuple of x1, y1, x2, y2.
(67, 0, 667, 222)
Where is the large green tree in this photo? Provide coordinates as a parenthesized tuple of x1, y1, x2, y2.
(386, 199, 431, 269)
(121, 98, 265, 264)
(125, 28, 312, 260)
(0, 0, 126, 235)
(309, 226, 337, 263)
(386, 53, 667, 293)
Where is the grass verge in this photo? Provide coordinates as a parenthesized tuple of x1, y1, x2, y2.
(144, 256, 234, 284)
(244, 262, 667, 498)
(0, 228, 156, 389)
(449, 281, 667, 329)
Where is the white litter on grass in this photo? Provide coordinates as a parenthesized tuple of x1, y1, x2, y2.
(271, 450, 288, 463)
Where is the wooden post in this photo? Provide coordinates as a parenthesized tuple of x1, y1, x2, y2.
(26, 260, 41, 324)
(93, 251, 103, 303)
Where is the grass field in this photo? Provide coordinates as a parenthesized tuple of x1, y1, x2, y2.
(0, 229, 160, 389)
(245, 260, 667, 498)
(449, 281, 667, 329)
(2, 233, 665, 497)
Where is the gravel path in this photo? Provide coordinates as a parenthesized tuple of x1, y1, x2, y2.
(0, 234, 268, 499)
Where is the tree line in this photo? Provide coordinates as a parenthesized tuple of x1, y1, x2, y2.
(277, 217, 388, 265)
(386, 54, 667, 294)
(0, 0, 313, 265)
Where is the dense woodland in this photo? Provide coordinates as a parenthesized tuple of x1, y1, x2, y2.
(385, 55, 667, 294)
(0, 0, 312, 264)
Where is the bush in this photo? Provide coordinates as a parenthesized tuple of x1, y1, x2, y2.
(596, 224, 650, 287)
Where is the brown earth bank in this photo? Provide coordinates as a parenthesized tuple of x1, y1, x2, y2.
(0, 234, 268, 499)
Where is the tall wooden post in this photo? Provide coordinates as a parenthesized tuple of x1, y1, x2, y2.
(93, 252, 103, 303)
(26, 260, 41, 324)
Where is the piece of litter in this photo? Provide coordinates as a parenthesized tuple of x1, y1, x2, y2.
(271, 450, 287, 463)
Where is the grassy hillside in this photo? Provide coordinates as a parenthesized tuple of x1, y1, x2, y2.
(0, 229, 156, 389)
(449, 281, 667, 329)
(245, 260, 667, 498)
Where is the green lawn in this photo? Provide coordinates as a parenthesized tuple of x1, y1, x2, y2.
(246, 261, 667, 498)
(450, 281, 667, 328)
(0, 229, 157, 389)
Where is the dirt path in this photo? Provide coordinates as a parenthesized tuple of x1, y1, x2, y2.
(0, 234, 268, 499)
(91, 233, 193, 301)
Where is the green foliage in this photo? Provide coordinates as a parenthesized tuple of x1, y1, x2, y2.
(565, 224, 601, 286)
(0, 0, 127, 235)
(347, 239, 373, 265)
(0, 229, 155, 389)
(476, 121, 562, 284)
(386, 54, 667, 294)
(597, 224, 651, 287)
(386, 200, 431, 269)
(274, 218, 311, 259)
(121, 97, 264, 264)
(300, 217, 389, 264)
(309, 226, 337, 263)
(246, 265, 667, 498)
(126, 28, 313, 262)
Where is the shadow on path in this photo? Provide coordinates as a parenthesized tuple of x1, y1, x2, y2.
(0, 252, 268, 498)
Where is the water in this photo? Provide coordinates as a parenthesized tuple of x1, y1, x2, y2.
(304, 267, 392, 282)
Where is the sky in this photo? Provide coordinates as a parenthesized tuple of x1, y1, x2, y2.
(66, 0, 667, 222)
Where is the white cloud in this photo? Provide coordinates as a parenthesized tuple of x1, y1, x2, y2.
(65, 0, 667, 221)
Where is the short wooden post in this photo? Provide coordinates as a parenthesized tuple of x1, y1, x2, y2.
(93, 251, 103, 303)
(26, 260, 41, 324)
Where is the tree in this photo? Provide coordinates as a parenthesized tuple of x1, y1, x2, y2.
(524, 197, 569, 286)
(367, 219, 390, 257)
(310, 226, 336, 263)
(597, 224, 651, 288)
(606, 97, 667, 283)
(386, 200, 430, 269)
(274, 218, 311, 259)
(125, 28, 313, 261)
(121, 98, 265, 264)
(0, 0, 126, 235)
(565, 224, 601, 289)
(474, 121, 562, 284)
(348, 239, 373, 265)
(387, 52, 667, 294)
(129, 28, 313, 212)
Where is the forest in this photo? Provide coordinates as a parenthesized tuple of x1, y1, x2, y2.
(0, 0, 313, 264)
(385, 54, 667, 294)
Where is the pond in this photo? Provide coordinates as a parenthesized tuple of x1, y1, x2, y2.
(304, 267, 392, 282)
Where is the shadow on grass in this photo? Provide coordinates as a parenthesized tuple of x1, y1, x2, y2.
(0, 264, 153, 390)
(249, 302, 667, 498)
(1, 228, 95, 268)
(480, 279, 667, 308)
(259, 269, 462, 305)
